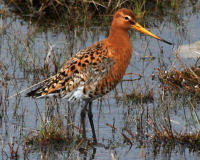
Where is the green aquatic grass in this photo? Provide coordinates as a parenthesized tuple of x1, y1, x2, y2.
(25, 116, 80, 145)
(4, 0, 186, 26)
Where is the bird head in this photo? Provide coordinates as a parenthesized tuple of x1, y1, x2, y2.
(112, 8, 172, 45)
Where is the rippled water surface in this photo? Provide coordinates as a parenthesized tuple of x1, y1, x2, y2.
(0, 1, 200, 160)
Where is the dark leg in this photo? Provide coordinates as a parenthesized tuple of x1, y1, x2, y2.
(91, 147, 96, 159)
(88, 102, 97, 143)
(80, 103, 87, 139)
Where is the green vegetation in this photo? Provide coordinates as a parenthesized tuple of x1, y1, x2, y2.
(25, 116, 82, 145)
(3, 0, 185, 26)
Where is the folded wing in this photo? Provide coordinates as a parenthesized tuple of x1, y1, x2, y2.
(26, 42, 114, 101)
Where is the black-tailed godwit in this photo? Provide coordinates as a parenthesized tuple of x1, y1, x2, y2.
(27, 8, 172, 143)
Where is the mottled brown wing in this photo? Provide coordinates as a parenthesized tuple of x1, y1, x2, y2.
(26, 42, 114, 99)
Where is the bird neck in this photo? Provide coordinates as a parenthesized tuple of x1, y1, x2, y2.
(107, 26, 131, 47)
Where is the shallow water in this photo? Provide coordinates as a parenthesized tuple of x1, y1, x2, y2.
(0, 1, 200, 160)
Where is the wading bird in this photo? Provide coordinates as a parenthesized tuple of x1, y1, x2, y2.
(27, 8, 172, 143)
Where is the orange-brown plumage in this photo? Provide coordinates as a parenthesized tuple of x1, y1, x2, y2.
(27, 8, 171, 101)
(26, 8, 172, 142)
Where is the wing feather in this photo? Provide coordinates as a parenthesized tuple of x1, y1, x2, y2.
(26, 41, 114, 99)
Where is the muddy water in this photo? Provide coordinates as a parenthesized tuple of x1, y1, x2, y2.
(0, 1, 200, 160)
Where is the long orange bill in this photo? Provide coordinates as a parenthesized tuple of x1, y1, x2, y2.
(132, 23, 172, 45)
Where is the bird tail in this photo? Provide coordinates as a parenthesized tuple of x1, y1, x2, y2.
(26, 86, 43, 98)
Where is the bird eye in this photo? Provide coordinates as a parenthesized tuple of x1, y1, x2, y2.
(124, 16, 130, 21)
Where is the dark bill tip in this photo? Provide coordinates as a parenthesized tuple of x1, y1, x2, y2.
(160, 39, 173, 45)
